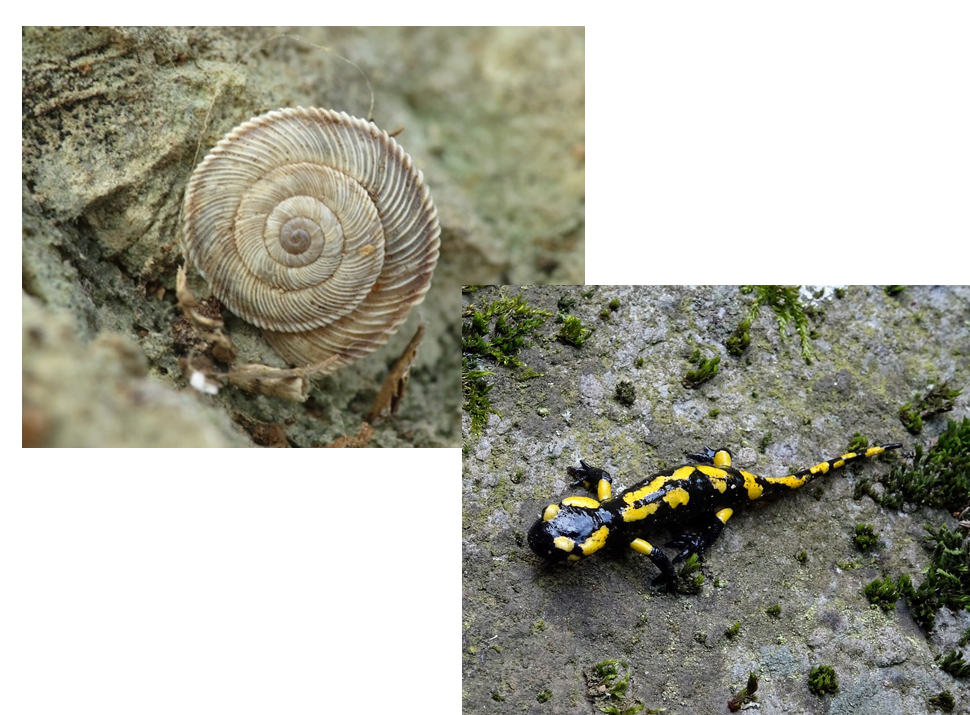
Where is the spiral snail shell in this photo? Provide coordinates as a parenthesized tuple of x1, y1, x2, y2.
(181, 107, 440, 373)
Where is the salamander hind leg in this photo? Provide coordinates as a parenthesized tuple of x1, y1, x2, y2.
(666, 508, 735, 564)
(629, 538, 679, 589)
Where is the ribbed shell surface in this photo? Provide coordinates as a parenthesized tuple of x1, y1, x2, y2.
(181, 107, 440, 371)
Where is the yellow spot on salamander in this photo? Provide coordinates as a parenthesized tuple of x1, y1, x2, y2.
(865, 446, 885, 457)
(553, 536, 575, 552)
(715, 508, 734, 524)
(579, 526, 609, 555)
(740, 470, 764, 499)
(663, 487, 689, 508)
(697, 465, 729, 492)
(622, 501, 660, 523)
(542, 504, 560, 522)
(623, 467, 696, 503)
(714, 450, 732, 467)
(562, 496, 600, 509)
(672, 466, 696, 480)
(567, 554, 581, 562)
(764, 474, 810, 489)
(597, 479, 612, 501)
(630, 538, 654, 555)
(832, 459, 845, 469)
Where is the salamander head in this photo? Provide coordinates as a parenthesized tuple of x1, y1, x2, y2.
(528, 497, 611, 562)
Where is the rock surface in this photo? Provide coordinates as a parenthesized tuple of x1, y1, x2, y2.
(462, 285, 970, 714)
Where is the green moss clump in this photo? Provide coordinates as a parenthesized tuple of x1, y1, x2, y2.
(732, 285, 817, 363)
(683, 351, 720, 388)
(725, 621, 741, 639)
(726, 317, 752, 357)
(676, 553, 705, 594)
(928, 690, 955, 712)
(461, 293, 552, 433)
(461, 367, 496, 435)
(728, 672, 759, 712)
(556, 315, 593, 347)
(536, 689, 553, 703)
(759, 430, 774, 452)
(899, 382, 962, 435)
(937, 650, 970, 679)
(877, 417, 969, 512)
(884, 285, 906, 296)
(615, 380, 636, 407)
(855, 524, 879, 551)
(864, 576, 899, 611)
(766, 604, 781, 617)
(848, 432, 869, 452)
(584, 660, 645, 714)
(895, 524, 970, 631)
(807, 666, 839, 695)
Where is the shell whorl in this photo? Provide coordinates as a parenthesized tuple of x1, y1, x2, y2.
(181, 107, 440, 371)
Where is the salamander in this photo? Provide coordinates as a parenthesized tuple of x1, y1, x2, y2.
(528, 443, 902, 587)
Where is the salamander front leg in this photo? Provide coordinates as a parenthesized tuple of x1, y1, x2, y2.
(566, 459, 614, 501)
(630, 538, 678, 588)
(685, 447, 733, 468)
(667, 508, 734, 563)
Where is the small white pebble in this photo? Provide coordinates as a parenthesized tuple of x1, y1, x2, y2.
(189, 370, 219, 395)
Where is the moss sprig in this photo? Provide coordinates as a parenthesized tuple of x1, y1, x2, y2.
(731, 286, 817, 363)
(807, 666, 839, 695)
(898, 382, 962, 435)
(461, 293, 552, 433)
(876, 417, 969, 513)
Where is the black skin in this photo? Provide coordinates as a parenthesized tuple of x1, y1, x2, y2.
(565, 458, 714, 587)
(529, 444, 902, 590)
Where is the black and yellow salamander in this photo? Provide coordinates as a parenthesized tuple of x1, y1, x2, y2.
(528, 443, 902, 586)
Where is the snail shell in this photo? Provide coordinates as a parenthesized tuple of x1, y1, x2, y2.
(181, 107, 440, 373)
